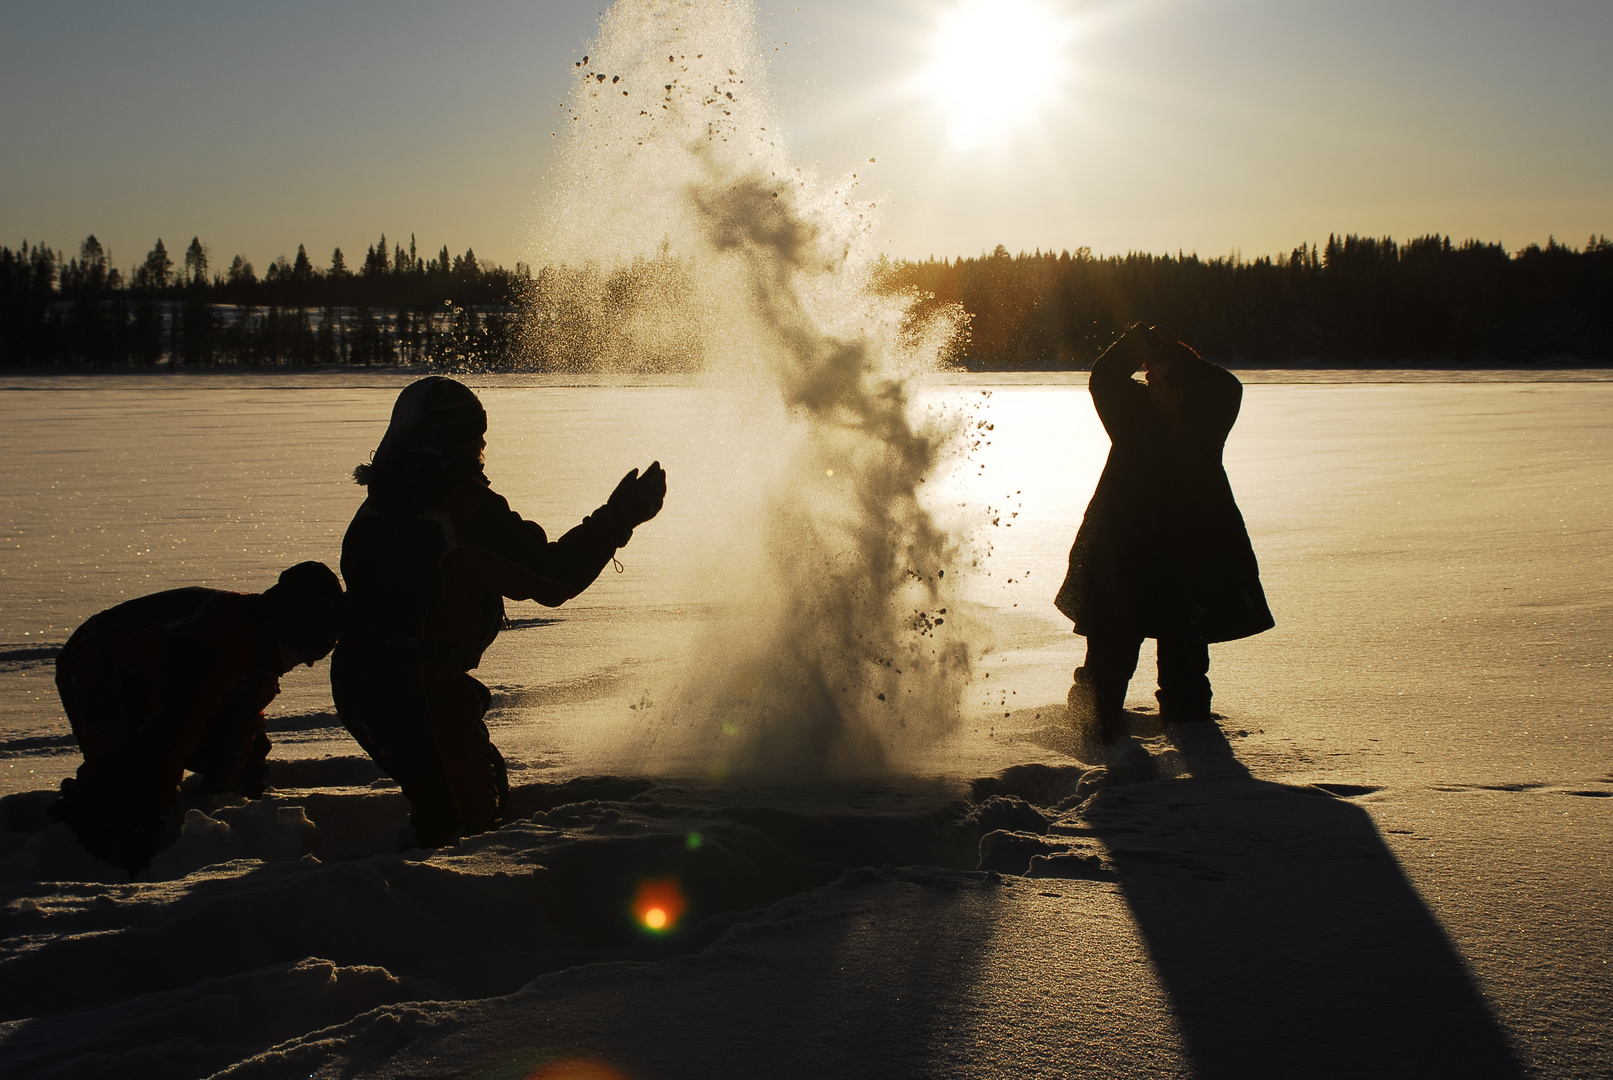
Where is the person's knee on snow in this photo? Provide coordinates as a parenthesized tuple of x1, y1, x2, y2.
(48, 561, 342, 873)
(333, 376, 665, 849)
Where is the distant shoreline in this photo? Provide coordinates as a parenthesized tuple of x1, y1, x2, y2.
(4, 363, 1612, 390)
(951, 355, 1613, 373)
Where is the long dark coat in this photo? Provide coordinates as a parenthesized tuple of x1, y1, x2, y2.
(1054, 348, 1274, 644)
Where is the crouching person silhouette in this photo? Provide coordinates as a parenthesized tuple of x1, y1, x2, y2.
(333, 377, 665, 848)
(1054, 327, 1273, 759)
(49, 561, 343, 873)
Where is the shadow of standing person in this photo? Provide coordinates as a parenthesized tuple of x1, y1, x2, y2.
(1078, 722, 1525, 1078)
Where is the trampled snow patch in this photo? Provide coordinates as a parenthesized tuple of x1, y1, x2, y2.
(145, 801, 322, 881)
(0, 756, 1136, 1079)
(4, 711, 1599, 1078)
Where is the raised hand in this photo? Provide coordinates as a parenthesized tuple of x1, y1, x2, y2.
(606, 461, 667, 529)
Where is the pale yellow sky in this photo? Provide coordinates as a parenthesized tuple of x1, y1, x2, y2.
(2, 0, 1608, 272)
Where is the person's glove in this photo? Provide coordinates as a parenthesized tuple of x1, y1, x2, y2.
(606, 461, 667, 530)
(1104, 324, 1176, 375)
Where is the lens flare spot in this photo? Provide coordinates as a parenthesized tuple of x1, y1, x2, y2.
(685, 831, 703, 849)
(633, 877, 687, 933)
(525, 1056, 630, 1080)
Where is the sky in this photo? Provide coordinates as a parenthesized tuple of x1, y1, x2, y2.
(2, 0, 1609, 272)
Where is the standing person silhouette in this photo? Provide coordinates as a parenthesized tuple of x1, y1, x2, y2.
(333, 377, 665, 847)
(1054, 326, 1273, 757)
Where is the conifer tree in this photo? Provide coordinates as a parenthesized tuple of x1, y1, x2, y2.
(364, 239, 388, 278)
(139, 239, 172, 290)
(183, 237, 208, 286)
(75, 236, 110, 292)
(317, 306, 337, 364)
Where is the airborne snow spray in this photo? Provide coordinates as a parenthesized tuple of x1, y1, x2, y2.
(527, 0, 971, 779)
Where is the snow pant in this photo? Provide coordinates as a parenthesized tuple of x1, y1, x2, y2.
(1076, 632, 1212, 740)
(50, 625, 268, 873)
(51, 629, 169, 872)
(332, 641, 509, 848)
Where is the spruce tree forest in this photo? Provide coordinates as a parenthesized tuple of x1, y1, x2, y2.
(2, 231, 1609, 370)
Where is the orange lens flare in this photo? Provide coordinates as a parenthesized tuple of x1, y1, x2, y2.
(525, 1057, 629, 1080)
(632, 877, 687, 933)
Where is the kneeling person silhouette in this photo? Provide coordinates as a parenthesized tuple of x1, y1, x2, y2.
(1055, 327, 1273, 758)
(333, 377, 665, 849)
(50, 561, 343, 873)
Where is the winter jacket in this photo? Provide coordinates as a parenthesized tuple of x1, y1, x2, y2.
(56, 588, 280, 809)
(333, 475, 631, 840)
(338, 478, 632, 667)
(1054, 349, 1274, 643)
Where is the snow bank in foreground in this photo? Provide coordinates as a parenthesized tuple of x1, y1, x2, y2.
(0, 758, 1108, 1080)
(1, 724, 1550, 1079)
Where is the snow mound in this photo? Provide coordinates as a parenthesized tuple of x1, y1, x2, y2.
(0, 761, 1118, 1078)
(145, 802, 322, 881)
(3, 958, 439, 1080)
(1, 728, 1545, 1079)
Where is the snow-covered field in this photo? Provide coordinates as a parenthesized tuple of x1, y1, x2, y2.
(1, 371, 1609, 1078)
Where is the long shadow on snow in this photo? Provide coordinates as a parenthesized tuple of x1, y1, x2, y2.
(1082, 723, 1524, 1079)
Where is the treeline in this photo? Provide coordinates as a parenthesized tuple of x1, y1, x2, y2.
(0, 233, 525, 367)
(5, 230, 1612, 369)
(879, 234, 1613, 367)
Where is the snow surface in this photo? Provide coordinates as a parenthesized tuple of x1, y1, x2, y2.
(1, 373, 1610, 1078)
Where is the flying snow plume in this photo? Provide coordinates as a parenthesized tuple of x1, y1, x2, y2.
(528, 0, 971, 779)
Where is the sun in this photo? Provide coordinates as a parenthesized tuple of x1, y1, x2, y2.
(913, 0, 1076, 149)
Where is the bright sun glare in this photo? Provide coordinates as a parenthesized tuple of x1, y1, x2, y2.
(915, 0, 1075, 149)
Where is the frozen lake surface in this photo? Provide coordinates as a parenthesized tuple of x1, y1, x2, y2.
(2, 370, 1609, 789)
(0, 370, 1610, 1078)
